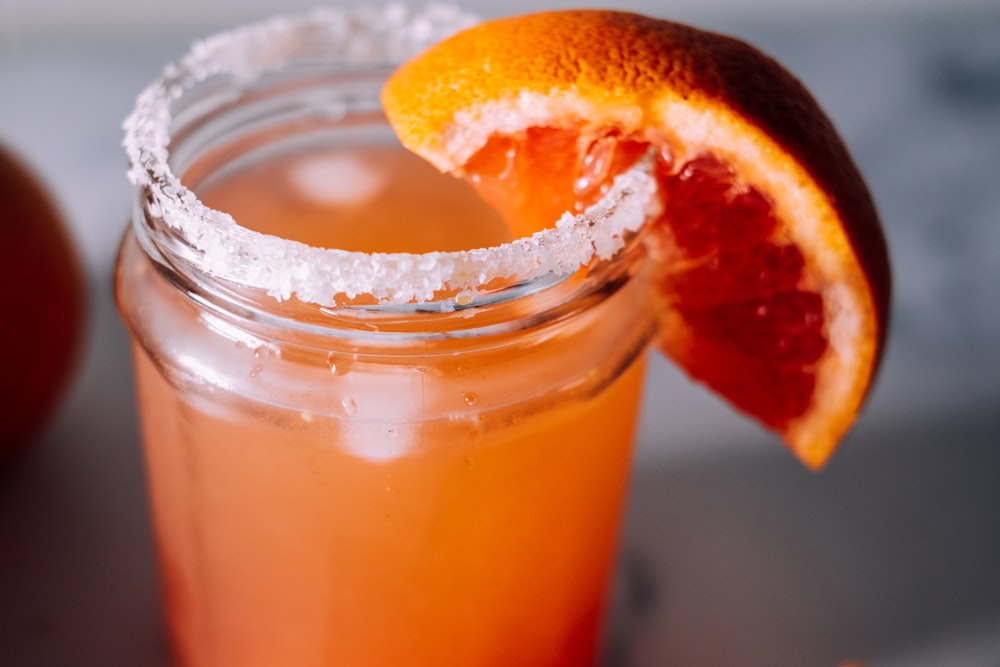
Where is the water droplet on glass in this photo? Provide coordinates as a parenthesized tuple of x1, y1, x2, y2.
(498, 147, 516, 180)
(463, 392, 479, 407)
(575, 134, 615, 200)
(328, 352, 351, 376)
(658, 144, 674, 170)
(342, 397, 358, 416)
(250, 364, 263, 378)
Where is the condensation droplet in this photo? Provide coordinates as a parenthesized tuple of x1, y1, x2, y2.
(462, 392, 479, 407)
(498, 147, 516, 180)
(341, 397, 358, 416)
(658, 144, 674, 170)
(327, 352, 352, 376)
(250, 364, 263, 378)
(326, 352, 351, 375)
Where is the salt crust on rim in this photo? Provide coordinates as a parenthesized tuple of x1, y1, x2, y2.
(123, 4, 656, 305)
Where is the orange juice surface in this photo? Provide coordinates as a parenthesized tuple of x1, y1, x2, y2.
(117, 142, 652, 666)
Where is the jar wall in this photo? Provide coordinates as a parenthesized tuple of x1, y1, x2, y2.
(115, 218, 655, 666)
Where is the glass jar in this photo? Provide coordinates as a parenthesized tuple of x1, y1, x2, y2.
(116, 7, 657, 666)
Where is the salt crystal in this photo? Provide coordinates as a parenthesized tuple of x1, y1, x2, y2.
(122, 6, 656, 306)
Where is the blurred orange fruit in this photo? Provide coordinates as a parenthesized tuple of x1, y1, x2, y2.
(0, 143, 87, 458)
(383, 10, 890, 468)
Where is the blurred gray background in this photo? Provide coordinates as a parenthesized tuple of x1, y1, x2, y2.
(1, 1, 999, 665)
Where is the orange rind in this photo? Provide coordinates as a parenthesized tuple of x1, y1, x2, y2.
(383, 10, 891, 468)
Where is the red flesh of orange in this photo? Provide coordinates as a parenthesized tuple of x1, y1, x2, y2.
(465, 129, 826, 433)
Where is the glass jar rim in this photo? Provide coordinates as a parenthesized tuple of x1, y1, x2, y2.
(122, 5, 657, 307)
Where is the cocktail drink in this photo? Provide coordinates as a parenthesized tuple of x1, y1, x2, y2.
(117, 5, 891, 666)
(116, 8, 656, 666)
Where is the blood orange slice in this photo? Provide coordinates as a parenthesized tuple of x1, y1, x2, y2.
(382, 10, 890, 468)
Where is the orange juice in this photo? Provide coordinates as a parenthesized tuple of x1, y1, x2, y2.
(116, 8, 656, 667)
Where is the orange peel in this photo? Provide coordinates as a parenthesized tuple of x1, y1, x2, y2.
(383, 10, 890, 468)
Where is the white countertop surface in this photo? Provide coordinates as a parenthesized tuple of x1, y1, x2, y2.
(2, 6, 999, 666)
